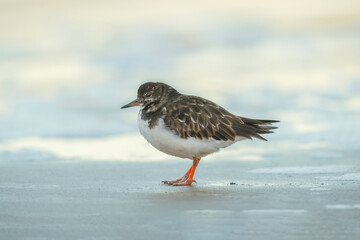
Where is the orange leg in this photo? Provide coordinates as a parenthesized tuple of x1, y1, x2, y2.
(162, 157, 200, 186)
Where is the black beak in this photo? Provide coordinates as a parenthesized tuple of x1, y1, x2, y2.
(121, 99, 140, 109)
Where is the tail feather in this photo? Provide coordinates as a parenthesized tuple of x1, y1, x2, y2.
(235, 117, 279, 141)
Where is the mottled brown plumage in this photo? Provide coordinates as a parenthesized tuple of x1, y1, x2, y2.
(127, 83, 278, 141)
(163, 95, 278, 142)
(129, 82, 278, 142)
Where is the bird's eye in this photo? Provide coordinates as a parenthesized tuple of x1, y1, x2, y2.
(145, 93, 152, 98)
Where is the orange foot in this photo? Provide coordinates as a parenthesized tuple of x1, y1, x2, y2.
(163, 157, 200, 186)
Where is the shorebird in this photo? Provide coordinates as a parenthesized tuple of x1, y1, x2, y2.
(122, 82, 278, 186)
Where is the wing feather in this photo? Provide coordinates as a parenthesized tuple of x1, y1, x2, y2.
(163, 95, 278, 142)
(164, 96, 238, 141)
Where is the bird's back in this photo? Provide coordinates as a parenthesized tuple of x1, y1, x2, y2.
(163, 94, 278, 142)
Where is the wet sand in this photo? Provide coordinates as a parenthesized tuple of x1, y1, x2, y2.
(1, 159, 359, 240)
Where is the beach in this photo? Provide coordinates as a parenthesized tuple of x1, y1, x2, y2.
(1, 153, 359, 239)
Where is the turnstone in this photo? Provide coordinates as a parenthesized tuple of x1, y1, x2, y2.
(122, 82, 278, 186)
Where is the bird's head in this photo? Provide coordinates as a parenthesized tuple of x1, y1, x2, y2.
(121, 82, 179, 111)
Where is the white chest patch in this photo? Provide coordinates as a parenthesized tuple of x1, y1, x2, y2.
(137, 111, 245, 159)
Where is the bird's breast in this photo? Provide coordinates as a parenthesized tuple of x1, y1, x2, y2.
(137, 111, 243, 159)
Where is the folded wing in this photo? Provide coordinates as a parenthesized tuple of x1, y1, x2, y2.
(164, 96, 278, 142)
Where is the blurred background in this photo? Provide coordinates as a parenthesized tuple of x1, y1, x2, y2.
(0, 0, 359, 162)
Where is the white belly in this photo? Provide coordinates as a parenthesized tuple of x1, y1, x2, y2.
(137, 113, 244, 159)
